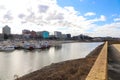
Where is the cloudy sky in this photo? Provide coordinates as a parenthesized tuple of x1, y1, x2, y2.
(0, 0, 120, 37)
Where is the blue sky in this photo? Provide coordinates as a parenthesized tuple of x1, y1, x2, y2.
(57, 0, 120, 37)
(57, 0, 120, 24)
(0, 0, 120, 37)
(58, 0, 120, 16)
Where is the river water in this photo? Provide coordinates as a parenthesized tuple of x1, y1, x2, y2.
(0, 42, 102, 80)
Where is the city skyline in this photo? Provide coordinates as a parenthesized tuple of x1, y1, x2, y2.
(0, 0, 120, 37)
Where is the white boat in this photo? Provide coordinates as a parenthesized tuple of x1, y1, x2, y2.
(23, 42, 35, 50)
(0, 45, 15, 51)
(35, 41, 50, 49)
(35, 44, 41, 49)
(40, 41, 50, 49)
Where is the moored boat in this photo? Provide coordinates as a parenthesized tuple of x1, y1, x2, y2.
(0, 45, 15, 51)
(23, 42, 35, 50)
(40, 41, 51, 49)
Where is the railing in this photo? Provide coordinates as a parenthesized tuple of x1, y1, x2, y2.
(86, 41, 108, 80)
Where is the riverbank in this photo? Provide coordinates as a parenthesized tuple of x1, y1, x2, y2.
(17, 43, 104, 80)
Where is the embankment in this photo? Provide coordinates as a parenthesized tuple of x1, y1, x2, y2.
(17, 43, 104, 80)
(108, 44, 120, 80)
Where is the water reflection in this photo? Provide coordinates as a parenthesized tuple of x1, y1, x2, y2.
(54, 45, 62, 50)
(0, 42, 102, 80)
(23, 48, 50, 52)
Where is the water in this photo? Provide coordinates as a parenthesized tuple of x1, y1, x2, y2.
(0, 42, 102, 80)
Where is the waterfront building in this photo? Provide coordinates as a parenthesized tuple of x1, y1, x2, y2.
(22, 29, 31, 39)
(66, 34, 71, 39)
(54, 31, 62, 39)
(2, 25, 11, 35)
(62, 34, 67, 39)
(22, 29, 30, 34)
(42, 31, 49, 39)
(0, 34, 4, 40)
(36, 31, 42, 36)
(30, 30, 37, 38)
(36, 31, 49, 39)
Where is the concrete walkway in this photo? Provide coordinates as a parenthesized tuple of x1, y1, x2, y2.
(108, 44, 120, 80)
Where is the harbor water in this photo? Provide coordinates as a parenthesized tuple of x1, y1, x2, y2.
(0, 42, 102, 80)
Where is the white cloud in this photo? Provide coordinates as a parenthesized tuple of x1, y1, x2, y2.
(99, 15, 106, 21)
(84, 12, 96, 16)
(88, 22, 120, 37)
(0, 0, 119, 37)
(114, 18, 120, 22)
(38, 5, 49, 13)
(85, 15, 106, 24)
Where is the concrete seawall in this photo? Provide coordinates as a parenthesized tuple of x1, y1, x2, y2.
(86, 42, 108, 80)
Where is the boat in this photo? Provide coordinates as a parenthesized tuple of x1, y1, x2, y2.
(23, 42, 35, 50)
(35, 43, 42, 49)
(0, 45, 15, 51)
(40, 41, 51, 49)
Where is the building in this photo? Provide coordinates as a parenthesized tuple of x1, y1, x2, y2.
(2, 25, 11, 35)
(54, 31, 62, 39)
(42, 31, 49, 39)
(66, 34, 71, 39)
(30, 30, 37, 38)
(22, 29, 30, 34)
(0, 34, 4, 40)
(62, 34, 67, 39)
(22, 29, 31, 39)
(36, 31, 49, 39)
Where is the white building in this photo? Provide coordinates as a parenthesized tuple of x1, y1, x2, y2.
(54, 31, 62, 38)
(2, 25, 11, 35)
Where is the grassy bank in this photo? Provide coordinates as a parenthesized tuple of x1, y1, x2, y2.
(17, 43, 104, 80)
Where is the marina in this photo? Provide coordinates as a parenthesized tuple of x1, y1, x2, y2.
(0, 40, 56, 51)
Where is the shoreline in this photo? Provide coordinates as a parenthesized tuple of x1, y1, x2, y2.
(17, 43, 104, 80)
(0, 40, 103, 52)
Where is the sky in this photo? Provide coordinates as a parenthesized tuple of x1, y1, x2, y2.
(0, 0, 120, 37)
